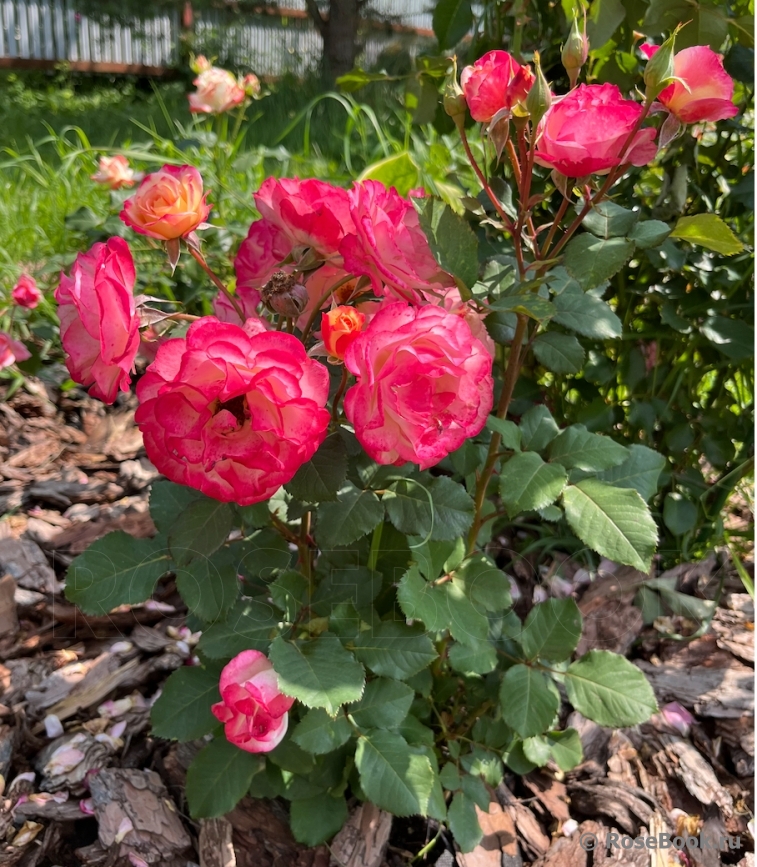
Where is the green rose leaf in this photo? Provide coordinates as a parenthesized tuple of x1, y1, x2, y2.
(414, 196, 479, 290)
(500, 665, 559, 739)
(562, 479, 657, 572)
(269, 633, 366, 715)
(384, 475, 475, 542)
(348, 677, 415, 730)
(499, 451, 568, 516)
(316, 483, 384, 548)
(597, 444, 666, 502)
(354, 621, 437, 680)
(519, 405, 560, 452)
(355, 730, 435, 816)
(486, 416, 522, 451)
(285, 432, 348, 504)
(532, 332, 585, 375)
(186, 739, 260, 819)
(521, 598, 582, 662)
(292, 708, 353, 754)
(564, 235, 635, 290)
(448, 792, 484, 852)
(199, 598, 281, 658)
(149, 480, 204, 535)
(671, 213, 745, 255)
(629, 219, 671, 249)
(549, 425, 629, 472)
(581, 200, 639, 239)
(290, 795, 348, 846)
(168, 498, 235, 567)
(552, 289, 622, 339)
(565, 650, 657, 726)
(174, 545, 241, 622)
(65, 532, 170, 616)
(151, 663, 222, 742)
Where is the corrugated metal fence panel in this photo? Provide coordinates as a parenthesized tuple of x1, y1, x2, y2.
(0, 0, 432, 73)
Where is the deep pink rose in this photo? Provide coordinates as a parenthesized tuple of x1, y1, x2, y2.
(656, 46, 739, 123)
(121, 165, 211, 240)
(12, 275, 42, 309)
(55, 238, 140, 404)
(535, 84, 658, 177)
(340, 182, 453, 304)
(0, 332, 31, 371)
(344, 303, 494, 468)
(211, 651, 294, 753)
(254, 178, 354, 260)
(429, 286, 495, 357)
(212, 289, 266, 325)
(135, 317, 330, 505)
(461, 50, 535, 122)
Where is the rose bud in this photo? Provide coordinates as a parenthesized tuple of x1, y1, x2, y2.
(54, 237, 140, 404)
(321, 306, 366, 360)
(242, 73, 261, 98)
(12, 275, 42, 309)
(561, 15, 589, 89)
(460, 51, 535, 123)
(525, 51, 552, 127)
(211, 650, 294, 753)
(120, 165, 211, 241)
(0, 332, 31, 371)
(91, 155, 137, 190)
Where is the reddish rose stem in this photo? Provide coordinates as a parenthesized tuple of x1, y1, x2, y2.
(186, 244, 245, 321)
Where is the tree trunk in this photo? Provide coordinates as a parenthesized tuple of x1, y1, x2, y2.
(304, 0, 361, 80)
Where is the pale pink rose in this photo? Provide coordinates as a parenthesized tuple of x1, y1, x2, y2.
(91, 155, 137, 189)
(189, 66, 246, 114)
(661, 701, 695, 737)
(340, 181, 453, 304)
(344, 303, 494, 468)
(121, 165, 211, 240)
(535, 84, 658, 177)
(11, 275, 42, 309)
(235, 219, 294, 295)
(428, 286, 495, 356)
(0, 332, 30, 370)
(654, 46, 739, 123)
(54, 238, 140, 404)
(254, 178, 355, 260)
(135, 316, 330, 505)
(461, 50, 535, 122)
(211, 650, 294, 754)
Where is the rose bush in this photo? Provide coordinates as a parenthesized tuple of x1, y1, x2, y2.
(12, 19, 742, 856)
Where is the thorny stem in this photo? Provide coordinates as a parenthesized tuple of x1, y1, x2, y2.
(165, 312, 201, 322)
(505, 138, 528, 278)
(186, 245, 245, 321)
(459, 126, 517, 239)
(467, 313, 529, 554)
(299, 511, 313, 593)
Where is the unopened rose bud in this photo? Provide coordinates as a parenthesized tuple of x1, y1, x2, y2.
(525, 51, 552, 126)
(190, 54, 212, 74)
(643, 30, 677, 102)
(562, 16, 589, 89)
(242, 73, 261, 98)
(444, 75, 467, 130)
(261, 271, 309, 317)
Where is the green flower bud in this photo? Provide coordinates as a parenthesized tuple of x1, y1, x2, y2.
(562, 16, 589, 89)
(525, 52, 552, 127)
(643, 30, 678, 102)
(444, 70, 467, 130)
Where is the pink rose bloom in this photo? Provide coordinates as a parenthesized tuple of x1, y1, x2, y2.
(189, 66, 246, 114)
(344, 303, 494, 468)
(0, 332, 31, 370)
(340, 181, 453, 304)
(461, 50, 535, 122)
(429, 286, 495, 357)
(648, 45, 739, 123)
(211, 651, 294, 753)
(54, 238, 140, 404)
(135, 317, 330, 505)
(535, 84, 658, 177)
(253, 178, 355, 260)
(235, 219, 294, 295)
(12, 275, 42, 309)
(91, 155, 137, 189)
(294, 264, 357, 332)
(121, 165, 211, 241)
(212, 289, 265, 325)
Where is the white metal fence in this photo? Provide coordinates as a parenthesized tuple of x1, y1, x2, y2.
(0, 0, 434, 75)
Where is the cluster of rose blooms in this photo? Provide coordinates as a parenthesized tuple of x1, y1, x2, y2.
(1, 38, 738, 753)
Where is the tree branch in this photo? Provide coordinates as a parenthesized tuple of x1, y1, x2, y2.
(304, 0, 329, 36)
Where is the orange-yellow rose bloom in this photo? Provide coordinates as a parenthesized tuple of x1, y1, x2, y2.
(321, 306, 365, 360)
(120, 165, 210, 240)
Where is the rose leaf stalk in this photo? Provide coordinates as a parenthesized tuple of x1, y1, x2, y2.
(186, 244, 245, 321)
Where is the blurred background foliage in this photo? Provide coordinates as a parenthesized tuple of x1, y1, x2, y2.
(0, 0, 752, 576)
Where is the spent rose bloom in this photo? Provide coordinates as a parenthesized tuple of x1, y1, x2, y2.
(121, 165, 210, 240)
(535, 84, 658, 177)
(12, 275, 42, 309)
(91, 155, 137, 189)
(189, 66, 246, 114)
(235, 219, 294, 295)
(322, 306, 366, 360)
(461, 50, 535, 122)
(211, 651, 294, 753)
(643, 45, 739, 124)
(54, 238, 140, 404)
(135, 317, 330, 505)
(254, 178, 355, 260)
(340, 181, 453, 304)
(0, 332, 30, 371)
(344, 303, 494, 468)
